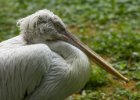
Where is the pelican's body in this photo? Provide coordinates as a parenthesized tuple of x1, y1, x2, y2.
(0, 9, 128, 100)
(0, 34, 89, 100)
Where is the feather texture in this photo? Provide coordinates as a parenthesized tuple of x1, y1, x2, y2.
(0, 35, 90, 100)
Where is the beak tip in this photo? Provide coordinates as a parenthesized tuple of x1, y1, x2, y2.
(124, 78, 129, 83)
(119, 76, 129, 82)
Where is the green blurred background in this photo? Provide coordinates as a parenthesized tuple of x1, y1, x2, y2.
(0, 0, 140, 99)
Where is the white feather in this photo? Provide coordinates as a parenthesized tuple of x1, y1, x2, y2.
(0, 9, 90, 100)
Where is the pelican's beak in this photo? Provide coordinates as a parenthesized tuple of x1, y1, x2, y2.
(64, 31, 129, 82)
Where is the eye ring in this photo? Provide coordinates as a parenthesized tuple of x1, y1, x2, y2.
(56, 23, 60, 27)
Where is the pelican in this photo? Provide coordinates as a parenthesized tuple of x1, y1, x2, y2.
(0, 9, 128, 100)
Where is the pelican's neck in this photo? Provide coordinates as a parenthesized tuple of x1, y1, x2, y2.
(46, 41, 88, 64)
(36, 41, 90, 100)
(47, 40, 90, 81)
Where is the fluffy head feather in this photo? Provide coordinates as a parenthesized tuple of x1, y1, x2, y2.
(17, 9, 66, 43)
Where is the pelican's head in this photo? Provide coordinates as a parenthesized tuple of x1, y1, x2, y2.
(17, 9, 67, 43)
(17, 9, 129, 82)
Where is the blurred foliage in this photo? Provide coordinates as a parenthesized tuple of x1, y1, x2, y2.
(0, 0, 140, 99)
(86, 65, 108, 89)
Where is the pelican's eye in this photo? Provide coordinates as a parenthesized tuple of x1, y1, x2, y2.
(55, 22, 61, 28)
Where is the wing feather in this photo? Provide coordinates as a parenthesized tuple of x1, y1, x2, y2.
(0, 44, 52, 100)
